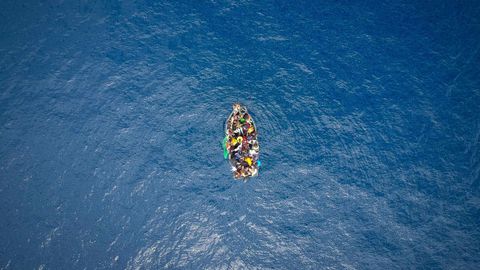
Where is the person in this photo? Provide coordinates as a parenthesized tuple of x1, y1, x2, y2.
(244, 157, 252, 166)
(240, 166, 248, 178)
(234, 125, 242, 135)
(252, 141, 259, 152)
(226, 141, 231, 152)
(240, 107, 246, 115)
(242, 135, 247, 146)
(250, 167, 258, 176)
(233, 142, 242, 153)
(231, 115, 238, 129)
(235, 168, 241, 178)
(233, 103, 241, 112)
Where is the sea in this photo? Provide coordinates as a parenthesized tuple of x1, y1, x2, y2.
(1, 1, 479, 269)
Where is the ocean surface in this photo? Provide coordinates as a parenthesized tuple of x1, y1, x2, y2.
(1, 1, 480, 269)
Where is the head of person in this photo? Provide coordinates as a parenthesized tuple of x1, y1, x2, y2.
(233, 103, 241, 112)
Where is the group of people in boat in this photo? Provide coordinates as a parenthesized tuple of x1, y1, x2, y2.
(226, 103, 259, 178)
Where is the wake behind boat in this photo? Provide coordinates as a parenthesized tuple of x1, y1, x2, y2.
(223, 103, 260, 179)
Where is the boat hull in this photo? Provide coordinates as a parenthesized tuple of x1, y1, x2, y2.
(224, 104, 260, 179)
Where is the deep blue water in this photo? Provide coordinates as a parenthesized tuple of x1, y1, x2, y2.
(1, 0, 480, 269)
